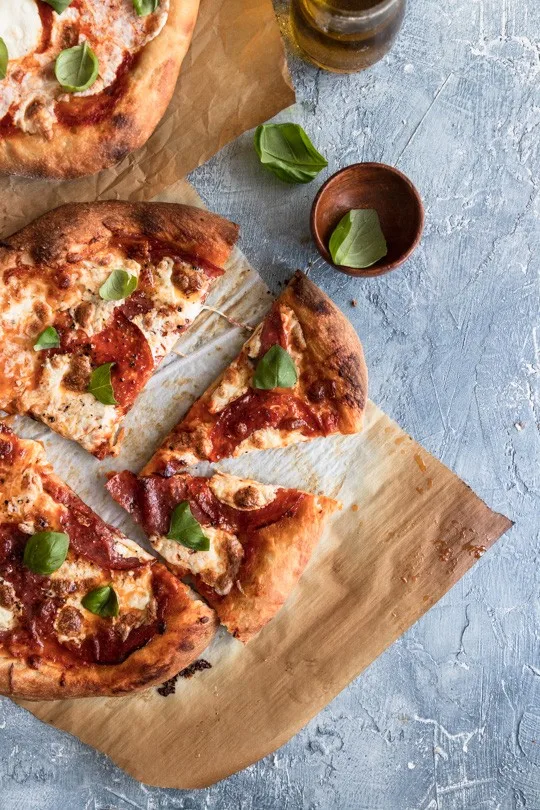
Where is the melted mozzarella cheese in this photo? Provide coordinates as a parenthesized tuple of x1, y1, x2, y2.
(115, 568, 153, 611)
(0, 579, 19, 631)
(152, 526, 243, 595)
(208, 359, 252, 414)
(209, 472, 278, 510)
(131, 259, 206, 361)
(234, 427, 310, 456)
(22, 354, 118, 454)
(0, 0, 42, 60)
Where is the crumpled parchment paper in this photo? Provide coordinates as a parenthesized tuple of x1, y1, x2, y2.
(13, 181, 511, 790)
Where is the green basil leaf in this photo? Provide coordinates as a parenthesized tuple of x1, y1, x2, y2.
(33, 326, 60, 351)
(0, 38, 8, 80)
(166, 502, 210, 551)
(88, 362, 117, 405)
(99, 268, 138, 301)
(254, 123, 328, 184)
(55, 41, 99, 93)
(23, 531, 69, 575)
(329, 209, 388, 269)
(253, 344, 298, 390)
(82, 585, 119, 618)
(133, 0, 159, 16)
(42, 0, 73, 12)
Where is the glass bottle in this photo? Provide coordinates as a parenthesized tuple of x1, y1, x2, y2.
(290, 0, 406, 74)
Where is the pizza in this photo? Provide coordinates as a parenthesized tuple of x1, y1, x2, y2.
(107, 469, 339, 642)
(0, 201, 238, 458)
(0, 424, 217, 699)
(0, 0, 199, 178)
(142, 271, 368, 476)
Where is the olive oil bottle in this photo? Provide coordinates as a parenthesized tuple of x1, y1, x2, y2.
(290, 0, 406, 74)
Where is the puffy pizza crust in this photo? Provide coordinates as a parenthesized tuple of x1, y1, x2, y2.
(143, 271, 368, 475)
(0, 0, 200, 178)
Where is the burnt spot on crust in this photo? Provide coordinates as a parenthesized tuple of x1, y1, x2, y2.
(178, 638, 195, 653)
(336, 352, 366, 410)
(56, 606, 83, 637)
(108, 144, 130, 165)
(307, 379, 337, 404)
(112, 113, 130, 130)
(136, 206, 168, 239)
(289, 271, 331, 315)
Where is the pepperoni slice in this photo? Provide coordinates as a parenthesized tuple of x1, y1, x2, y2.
(91, 309, 153, 411)
(209, 390, 323, 461)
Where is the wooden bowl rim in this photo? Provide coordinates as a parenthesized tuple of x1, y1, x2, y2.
(310, 162, 424, 277)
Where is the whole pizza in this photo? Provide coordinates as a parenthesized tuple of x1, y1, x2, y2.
(0, 0, 199, 178)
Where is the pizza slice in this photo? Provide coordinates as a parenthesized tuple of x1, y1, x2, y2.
(142, 271, 368, 476)
(107, 468, 339, 642)
(0, 201, 238, 458)
(0, 0, 200, 178)
(0, 424, 216, 699)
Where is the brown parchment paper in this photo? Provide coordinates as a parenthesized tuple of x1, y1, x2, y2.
(13, 182, 512, 790)
(0, 0, 295, 236)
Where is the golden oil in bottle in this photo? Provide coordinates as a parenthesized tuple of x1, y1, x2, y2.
(290, 0, 406, 74)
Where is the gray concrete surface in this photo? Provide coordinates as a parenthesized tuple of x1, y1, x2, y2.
(2, 0, 539, 807)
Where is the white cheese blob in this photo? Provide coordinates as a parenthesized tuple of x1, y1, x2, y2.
(0, 0, 43, 60)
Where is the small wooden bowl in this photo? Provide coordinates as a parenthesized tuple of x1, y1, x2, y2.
(310, 163, 424, 277)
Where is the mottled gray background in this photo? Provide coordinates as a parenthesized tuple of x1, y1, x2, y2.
(2, 0, 539, 807)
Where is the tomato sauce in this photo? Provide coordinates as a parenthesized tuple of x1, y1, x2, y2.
(37, 3, 54, 53)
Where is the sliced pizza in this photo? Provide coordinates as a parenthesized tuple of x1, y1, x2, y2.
(0, 201, 238, 458)
(0, 0, 200, 178)
(142, 271, 368, 476)
(0, 424, 216, 699)
(107, 468, 339, 642)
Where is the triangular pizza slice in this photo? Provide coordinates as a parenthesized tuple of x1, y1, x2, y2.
(107, 469, 339, 642)
(0, 424, 216, 699)
(142, 271, 368, 476)
(0, 202, 238, 458)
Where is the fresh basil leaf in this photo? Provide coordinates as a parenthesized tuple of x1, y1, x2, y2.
(329, 209, 388, 269)
(33, 326, 60, 351)
(253, 344, 298, 390)
(99, 268, 138, 301)
(133, 0, 159, 16)
(55, 41, 99, 93)
(254, 123, 327, 184)
(42, 0, 73, 12)
(88, 362, 117, 405)
(23, 531, 69, 576)
(82, 585, 119, 618)
(0, 38, 7, 80)
(166, 502, 210, 551)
